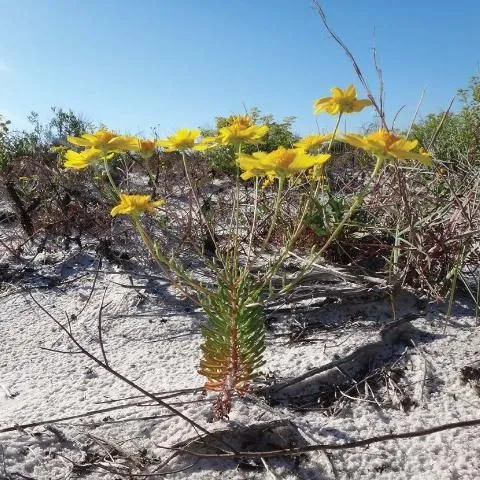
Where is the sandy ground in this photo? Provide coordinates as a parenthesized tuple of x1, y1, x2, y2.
(1, 244, 480, 480)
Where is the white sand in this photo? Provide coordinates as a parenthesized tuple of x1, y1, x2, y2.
(1, 246, 479, 479)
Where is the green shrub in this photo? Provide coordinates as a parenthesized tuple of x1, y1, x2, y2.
(410, 75, 480, 167)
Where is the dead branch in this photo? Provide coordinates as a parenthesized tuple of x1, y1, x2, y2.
(311, 0, 387, 128)
(76, 255, 102, 319)
(176, 417, 480, 458)
(94, 386, 204, 405)
(97, 285, 109, 367)
(428, 96, 456, 150)
(0, 400, 166, 434)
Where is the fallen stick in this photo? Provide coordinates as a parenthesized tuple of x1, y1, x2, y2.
(177, 417, 480, 458)
(0, 400, 162, 434)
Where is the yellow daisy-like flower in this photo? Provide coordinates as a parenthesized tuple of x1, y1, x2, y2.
(133, 138, 157, 159)
(237, 147, 331, 180)
(340, 129, 433, 166)
(314, 85, 372, 115)
(67, 129, 138, 154)
(294, 133, 333, 154)
(63, 148, 106, 169)
(218, 115, 268, 147)
(110, 194, 165, 217)
(157, 128, 210, 152)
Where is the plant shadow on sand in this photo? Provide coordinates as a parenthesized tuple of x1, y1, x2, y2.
(261, 314, 442, 411)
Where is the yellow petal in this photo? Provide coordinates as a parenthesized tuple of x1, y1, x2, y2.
(391, 138, 418, 152)
(111, 194, 164, 217)
(253, 125, 269, 137)
(306, 153, 331, 166)
(340, 133, 367, 149)
(82, 133, 103, 143)
(351, 99, 372, 112)
(290, 153, 330, 170)
(240, 170, 256, 180)
(108, 135, 140, 151)
(189, 129, 201, 138)
(110, 205, 124, 216)
(67, 135, 93, 147)
(313, 97, 331, 107)
(236, 154, 258, 169)
(64, 159, 89, 170)
(331, 87, 343, 98)
(344, 84, 356, 97)
(392, 148, 433, 166)
(64, 148, 105, 169)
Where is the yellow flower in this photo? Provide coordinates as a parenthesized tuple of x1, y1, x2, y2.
(340, 129, 433, 166)
(314, 85, 371, 115)
(237, 147, 331, 180)
(294, 133, 332, 153)
(63, 148, 106, 169)
(218, 115, 268, 147)
(157, 128, 209, 152)
(111, 194, 165, 217)
(133, 138, 157, 159)
(67, 129, 138, 154)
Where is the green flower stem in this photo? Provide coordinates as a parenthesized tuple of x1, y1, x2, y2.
(262, 176, 285, 248)
(180, 151, 219, 260)
(259, 113, 344, 288)
(307, 112, 342, 225)
(259, 174, 325, 291)
(316, 155, 382, 254)
(476, 271, 480, 325)
(244, 176, 260, 274)
(103, 154, 208, 300)
(231, 145, 243, 279)
(262, 167, 329, 286)
(327, 113, 343, 151)
(103, 157, 120, 199)
(141, 152, 158, 195)
(370, 156, 384, 178)
(131, 215, 209, 303)
(271, 155, 383, 299)
(259, 199, 313, 293)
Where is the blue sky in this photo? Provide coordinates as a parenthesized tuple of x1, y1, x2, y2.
(0, 0, 478, 137)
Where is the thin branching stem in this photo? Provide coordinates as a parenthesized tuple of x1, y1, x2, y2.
(272, 156, 383, 299)
(262, 176, 285, 247)
(181, 151, 219, 258)
(244, 176, 260, 273)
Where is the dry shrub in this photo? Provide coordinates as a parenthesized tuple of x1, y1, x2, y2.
(295, 142, 479, 298)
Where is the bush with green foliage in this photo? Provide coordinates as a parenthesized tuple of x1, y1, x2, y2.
(411, 75, 480, 167)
